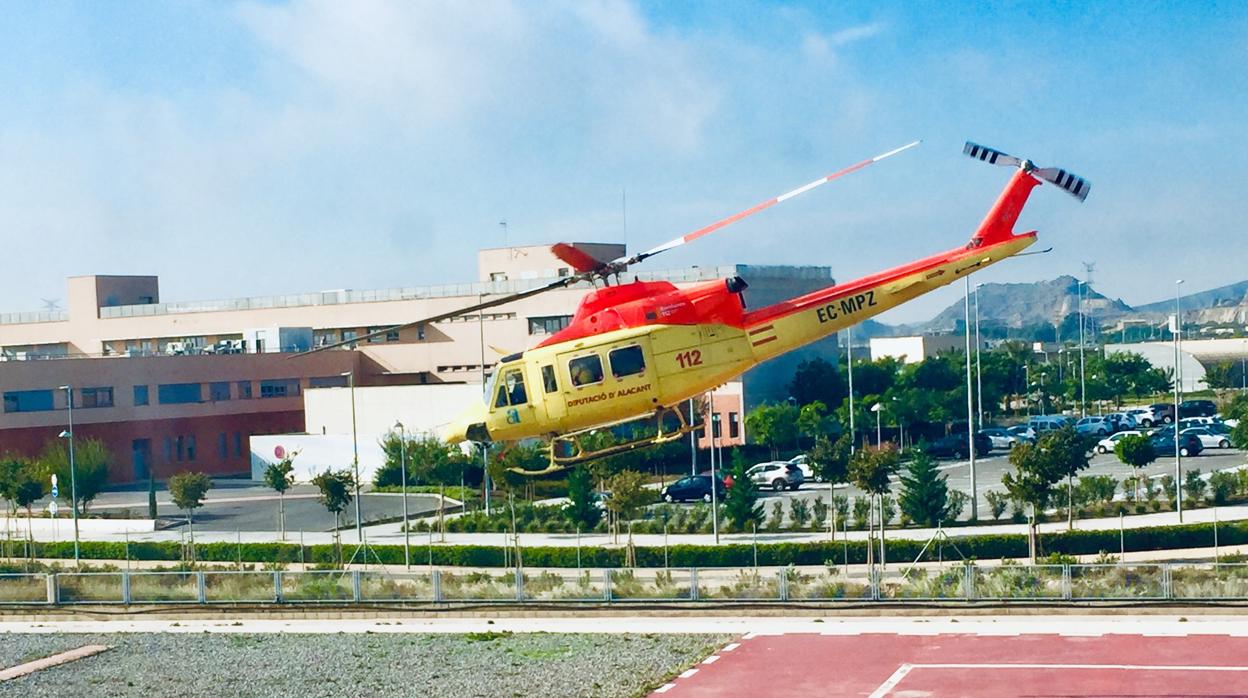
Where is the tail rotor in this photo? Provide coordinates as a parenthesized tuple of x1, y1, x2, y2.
(963, 141, 1091, 202)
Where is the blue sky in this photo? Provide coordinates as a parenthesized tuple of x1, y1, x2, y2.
(1, 1, 1245, 323)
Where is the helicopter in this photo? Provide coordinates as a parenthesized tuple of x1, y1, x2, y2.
(314, 141, 1089, 472)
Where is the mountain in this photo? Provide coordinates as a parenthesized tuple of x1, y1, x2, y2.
(1133, 280, 1248, 325)
(922, 275, 1133, 331)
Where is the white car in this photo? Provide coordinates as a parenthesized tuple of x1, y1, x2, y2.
(1095, 430, 1143, 454)
(1182, 427, 1232, 450)
(1075, 416, 1114, 437)
(979, 427, 1018, 450)
(1125, 407, 1157, 428)
(785, 454, 821, 482)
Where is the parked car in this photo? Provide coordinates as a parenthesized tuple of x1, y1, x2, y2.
(979, 427, 1018, 450)
(661, 475, 726, 503)
(1205, 421, 1234, 436)
(1028, 415, 1073, 434)
(1149, 403, 1176, 424)
(1006, 425, 1037, 444)
(1095, 430, 1144, 454)
(1180, 416, 1220, 429)
(1179, 399, 1218, 419)
(1074, 416, 1115, 437)
(785, 454, 821, 482)
(1149, 432, 1203, 458)
(1125, 407, 1157, 428)
(1182, 427, 1232, 450)
(926, 432, 991, 459)
(747, 461, 805, 491)
(1106, 412, 1138, 431)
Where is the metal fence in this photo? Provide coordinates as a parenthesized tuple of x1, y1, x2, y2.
(4, 564, 1248, 605)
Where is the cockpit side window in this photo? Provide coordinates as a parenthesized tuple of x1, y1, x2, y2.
(504, 368, 527, 405)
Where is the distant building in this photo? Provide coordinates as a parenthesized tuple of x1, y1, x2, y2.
(1107, 337, 1248, 393)
(0, 245, 828, 482)
(869, 335, 964, 364)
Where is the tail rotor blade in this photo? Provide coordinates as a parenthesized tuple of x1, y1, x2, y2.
(617, 140, 921, 267)
(963, 141, 1022, 168)
(1034, 167, 1092, 202)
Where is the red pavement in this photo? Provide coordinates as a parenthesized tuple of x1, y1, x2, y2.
(655, 633, 1248, 697)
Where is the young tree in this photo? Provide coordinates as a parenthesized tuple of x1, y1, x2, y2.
(0, 456, 22, 542)
(563, 464, 602, 530)
(787, 357, 847, 411)
(721, 452, 762, 532)
(312, 469, 356, 565)
(745, 402, 800, 458)
(1113, 434, 1157, 500)
(1042, 427, 1094, 530)
(168, 471, 212, 557)
(38, 438, 111, 514)
(898, 451, 954, 528)
(1002, 441, 1062, 562)
(14, 474, 44, 543)
(263, 452, 297, 540)
(796, 401, 833, 446)
(849, 444, 900, 566)
(604, 469, 653, 546)
(808, 433, 851, 484)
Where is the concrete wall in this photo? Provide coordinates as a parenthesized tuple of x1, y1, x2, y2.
(870, 335, 964, 364)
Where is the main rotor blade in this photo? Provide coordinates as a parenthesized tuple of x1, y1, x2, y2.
(297, 275, 581, 356)
(617, 140, 920, 267)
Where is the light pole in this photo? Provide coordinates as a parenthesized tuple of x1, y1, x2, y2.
(709, 389, 720, 545)
(1174, 279, 1184, 523)
(689, 397, 697, 476)
(871, 403, 882, 447)
(395, 421, 410, 570)
(1078, 281, 1087, 417)
(963, 277, 977, 521)
(57, 385, 80, 563)
(974, 282, 984, 429)
(846, 328, 855, 454)
(478, 291, 491, 516)
(342, 370, 363, 541)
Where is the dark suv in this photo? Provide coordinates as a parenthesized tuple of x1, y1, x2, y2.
(926, 432, 992, 459)
(1179, 399, 1218, 418)
(660, 475, 726, 503)
(1149, 432, 1203, 458)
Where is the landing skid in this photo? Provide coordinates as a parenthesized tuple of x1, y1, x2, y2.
(505, 407, 699, 475)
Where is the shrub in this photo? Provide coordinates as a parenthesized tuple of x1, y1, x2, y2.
(1184, 470, 1207, 503)
(1209, 471, 1236, 506)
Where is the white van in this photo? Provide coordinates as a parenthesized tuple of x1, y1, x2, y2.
(1028, 415, 1072, 434)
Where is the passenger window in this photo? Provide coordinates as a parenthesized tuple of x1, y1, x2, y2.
(609, 345, 646, 378)
(504, 369, 527, 405)
(541, 365, 558, 394)
(569, 355, 604, 387)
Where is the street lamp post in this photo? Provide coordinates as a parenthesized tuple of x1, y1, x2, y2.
(57, 385, 80, 563)
(709, 389, 720, 545)
(974, 282, 984, 429)
(963, 277, 977, 521)
(396, 421, 410, 570)
(871, 403, 882, 447)
(1174, 279, 1185, 523)
(342, 370, 363, 541)
(846, 328, 855, 454)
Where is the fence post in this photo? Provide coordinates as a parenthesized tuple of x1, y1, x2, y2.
(1163, 564, 1173, 600)
(122, 571, 131, 605)
(690, 567, 699, 601)
(274, 571, 283, 603)
(45, 573, 57, 605)
(351, 570, 362, 603)
(515, 568, 524, 602)
(603, 569, 612, 603)
(432, 570, 442, 604)
(778, 568, 788, 602)
(1062, 565, 1071, 601)
(197, 571, 207, 604)
(964, 564, 974, 601)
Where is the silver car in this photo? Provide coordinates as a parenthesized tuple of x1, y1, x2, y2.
(746, 461, 805, 491)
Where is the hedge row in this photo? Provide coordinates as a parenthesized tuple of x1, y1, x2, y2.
(6, 520, 1243, 568)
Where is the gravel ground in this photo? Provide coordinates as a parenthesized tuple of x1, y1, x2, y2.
(0, 632, 728, 697)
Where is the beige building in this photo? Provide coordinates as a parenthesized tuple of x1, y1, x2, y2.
(869, 335, 965, 364)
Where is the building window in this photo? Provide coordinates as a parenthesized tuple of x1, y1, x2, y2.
(3, 389, 55, 413)
(187, 435, 196, 462)
(386, 327, 400, 342)
(608, 345, 646, 378)
(176, 436, 185, 461)
(711, 414, 722, 439)
(490, 272, 507, 282)
(209, 382, 231, 401)
(366, 327, 385, 343)
(568, 355, 604, 387)
(558, 267, 571, 277)
(219, 433, 228, 459)
(309, 375, 349, 389)
(259, 378, 301, 398)
(237, 381, 253, 399)
(528, 315, 572, 335)
(81, 387, 114, 408)
(729, 412, 740, 439)
(164, 437, 174, 463)
(234, 432, 243, 458)
(133, 385, 149, 406)
(158, 383, 202, 405)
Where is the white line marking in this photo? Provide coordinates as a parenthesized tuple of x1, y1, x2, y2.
(702, 655, 720, 664)
(654, 683, 676, 694)
(721, 642, 741, 652)
(679, 668, 699, 679)
(0, 645, 111, 681)
(867, 663, 914, 698)
(869, 662, 1248, 696)
(742, 632, 758, 640)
